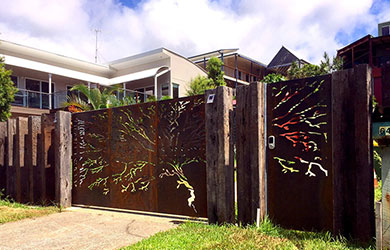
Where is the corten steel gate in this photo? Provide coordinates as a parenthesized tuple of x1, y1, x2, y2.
(266, 75, 333, 231)
(72, 96, 207, 217)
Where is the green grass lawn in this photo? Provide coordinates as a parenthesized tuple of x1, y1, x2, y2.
(0, 199, 60, 224)
(121, 217, 374, 250)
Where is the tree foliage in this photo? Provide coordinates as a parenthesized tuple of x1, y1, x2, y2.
(287, 52, 343, 80)
(186, 76, 211, 96)
(287, 62, 323, 79)
(262, 73, 286, 84)
(319, 52, 343, 73)
(207, 57, 225, 87)
(63, 84, 135, 111)
(186, 57, 225, 96)
(0, 57, 17, 121)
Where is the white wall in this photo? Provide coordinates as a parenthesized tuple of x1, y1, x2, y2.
(165, 50, 207, 97)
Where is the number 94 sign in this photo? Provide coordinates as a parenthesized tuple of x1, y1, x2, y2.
(379, 126, 390, 137)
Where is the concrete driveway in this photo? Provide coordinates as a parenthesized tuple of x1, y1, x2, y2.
(0, 206, 181, 250)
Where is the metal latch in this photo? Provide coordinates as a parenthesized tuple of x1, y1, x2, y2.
(268, 136, 275, 150)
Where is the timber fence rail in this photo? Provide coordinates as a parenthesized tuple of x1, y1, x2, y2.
(0, 111, 72, 207)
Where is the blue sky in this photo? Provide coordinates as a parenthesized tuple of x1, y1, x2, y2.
(120, 0, 140, 8)
(0, 0, 389, 64)
(335, 0, 390, 45)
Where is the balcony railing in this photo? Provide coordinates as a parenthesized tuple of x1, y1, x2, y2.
(223, 64, 260, 82)
(12, 88, 154, 110)
(12, 89, 55, 109)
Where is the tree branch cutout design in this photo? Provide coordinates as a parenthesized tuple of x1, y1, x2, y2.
(72, 96, 206, 214)
(271, 79, 329, 177)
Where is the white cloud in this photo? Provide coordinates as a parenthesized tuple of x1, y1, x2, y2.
(0, 0, 388, 65)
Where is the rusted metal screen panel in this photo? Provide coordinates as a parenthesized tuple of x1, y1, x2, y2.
(72, 96, 207, 217)
(266, 75, 333, 231)
(156, 97, 207, 216)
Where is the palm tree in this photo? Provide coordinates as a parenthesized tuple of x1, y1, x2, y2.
(63, 94, 90, 112)
(62, 84, 137, 111)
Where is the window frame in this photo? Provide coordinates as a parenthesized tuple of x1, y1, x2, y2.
(172, 83, 179, 99)
(24, 77, 55, 109)
(382, 25, 390, 36)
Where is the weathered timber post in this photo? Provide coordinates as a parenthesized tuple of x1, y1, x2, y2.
(332, 64, 374, 242)
(39, 113, 55, 204)
(14, 117, 28, 203)
(205, 86, 235, 224)
(0, 122, 6, 192)
(6, 119, 15, 198)
(26, 116, 41, 203)
(55, 111, 72, 208)
(236, 82, 266, 225)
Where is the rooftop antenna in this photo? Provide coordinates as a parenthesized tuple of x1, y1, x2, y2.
(94, 29, 101, 63)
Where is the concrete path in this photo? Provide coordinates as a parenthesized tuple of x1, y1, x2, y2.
(0, 207, 180, 250)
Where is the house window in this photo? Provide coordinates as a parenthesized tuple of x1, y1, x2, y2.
(246, 74, 249, 82)
(25, 78, 54, 109)
(173, 84, 179, 98)
(382, 26, 390, 36)
(253, 76, 257, 82)
(11, 76, 24, 106)
(238, 71, 242, 80)
(26, 79, 41, 109)
(161, 84, 169, 97)
(41, 81, 52, 108)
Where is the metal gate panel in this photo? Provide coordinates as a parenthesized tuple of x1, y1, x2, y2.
(72, 96, 207, 217)
(266, 75, 333, 231)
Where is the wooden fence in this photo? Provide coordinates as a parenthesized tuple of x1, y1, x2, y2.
(0, 111, 71, 207)
(0, 65, 374, 242)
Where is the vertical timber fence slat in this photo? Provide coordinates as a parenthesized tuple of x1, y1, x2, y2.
(15, 117, 28, 203)
(55, 111, 72, 208)
(6, 119, 15, 198)
(35, 133, 42, 203)
(40, 114, 55, 204)
(0, 122, 6, 192)
(236, 82, 266, 225)
(205, 86, 235, 224)
(332, 64, 374, 241)
(26, 116, 41, 203)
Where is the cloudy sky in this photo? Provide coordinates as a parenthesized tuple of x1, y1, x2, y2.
(0, 0, 389, 65)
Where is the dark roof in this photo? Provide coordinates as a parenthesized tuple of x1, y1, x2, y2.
(337, 35, 372, 55)
(337, 34, 390, 56)
(268, 46, 299, 68)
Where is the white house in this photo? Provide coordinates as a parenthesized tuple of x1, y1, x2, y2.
(0, 40, 206, 117)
